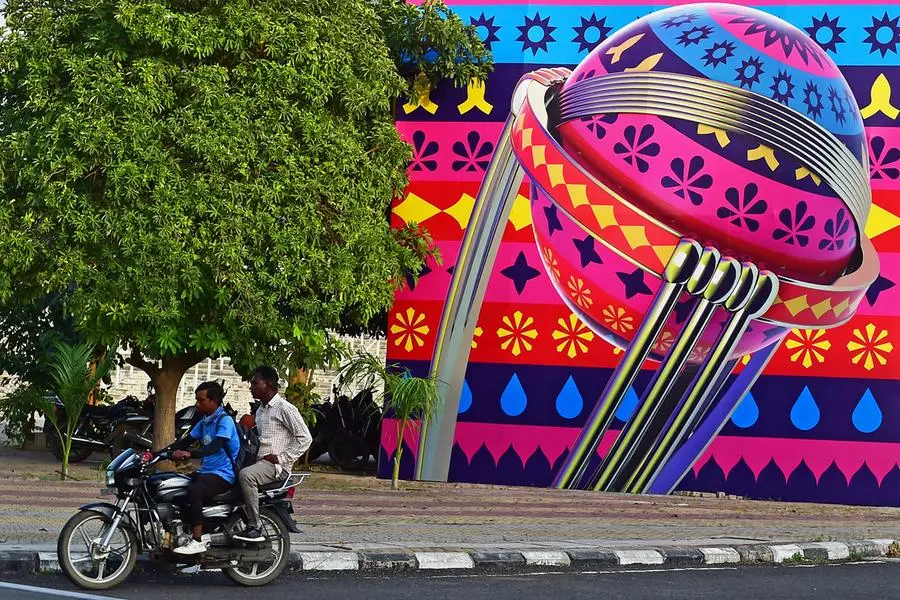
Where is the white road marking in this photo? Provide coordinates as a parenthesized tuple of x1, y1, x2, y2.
(0, 581, 125, 600)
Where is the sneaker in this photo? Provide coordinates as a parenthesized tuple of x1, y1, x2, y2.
(173, 538, 208, 555)
(233, 526, 265, 543)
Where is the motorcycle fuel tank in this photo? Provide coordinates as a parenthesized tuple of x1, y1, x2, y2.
(147, 472, 191, 502)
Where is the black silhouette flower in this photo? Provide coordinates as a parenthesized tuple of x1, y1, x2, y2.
(409, 130, 439, 172)
(702, 40, 737, 68)
(452, 131, 494, 172)
(677, 25, 714, 47)
(734, 56, 764, 90)
(804, 13, 846, 54)
(819, 208, 852, 251)
(572, 13, 612, 53)
(773, 200, 816, 246)
(770, 70, 795, 104)
(580, 113, 618, 140)
(803, 81, 824, 119)
(661, 156, 713, 206)
(717, 183, 768, 232)
(864, 12, 900, 58)
(870, 136, 900, 179)
(614, 125, 660, 173)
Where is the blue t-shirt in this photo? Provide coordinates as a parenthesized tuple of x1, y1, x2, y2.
(190, 407, 241, 484)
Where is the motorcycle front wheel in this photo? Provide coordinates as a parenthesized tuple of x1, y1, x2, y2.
(58, 509, 137, 590)
(48, 433, 95, 463)
(222, 508, 291, 586)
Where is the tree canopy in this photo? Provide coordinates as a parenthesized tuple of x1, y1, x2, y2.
(0, 0, 491, 445)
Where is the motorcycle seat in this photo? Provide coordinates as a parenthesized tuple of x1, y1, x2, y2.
(208, 479, 289, 504)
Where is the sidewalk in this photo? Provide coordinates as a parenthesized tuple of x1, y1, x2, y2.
(2, 445, 900, 573)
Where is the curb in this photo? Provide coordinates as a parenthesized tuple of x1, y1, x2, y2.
(2, 539, 897, 575)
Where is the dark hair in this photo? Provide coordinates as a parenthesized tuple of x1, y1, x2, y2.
(252, 365, 280, 391)
(195, 380, 225, 405)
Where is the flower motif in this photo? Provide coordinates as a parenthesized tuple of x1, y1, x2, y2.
(734, 56, 764, 90)
(614, 125, 660, 173)
(552, 313, 595, 358)
(580, 113, 617, 140)
(452, 131, 494, 172)
(863, 12, 900, 58)
(409, 130, 439, 172)
(390, 308, 430, 353)
(471, 326, 484, 349)
(702, 40, 736, 68)
(773, 200, 815, 246)
(725, 10, 826, 68)
(653, 331, 675, 354)
(497, 310, 538, 356)
(717, 183, 768, 232)
(541, 246, 561, 281)
(804, 13, 846, 55)
(770, 70, 795, 104)
(803, 81, 824, 119)
(847, 323, 894, 371)
(689, 344, 710, 363)
(870, 136, 900, 180)
(572, 13, 612, 53)
(567, 276, 594, 310)
(661, 156, 713, 206)
(602, 305, 634, 334)
(677, 25, 714, 47)
(784, 329, 831, 368)
(819, 208, 852, 251)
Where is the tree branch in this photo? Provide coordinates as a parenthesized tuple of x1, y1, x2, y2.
(125, 346, 160, 377)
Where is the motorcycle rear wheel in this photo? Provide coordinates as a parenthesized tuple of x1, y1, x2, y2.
(58, 509, 137, 590)
(222, 508, 291, 586)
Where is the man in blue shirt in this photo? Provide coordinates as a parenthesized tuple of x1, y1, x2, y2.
(166, 380, 240, 555)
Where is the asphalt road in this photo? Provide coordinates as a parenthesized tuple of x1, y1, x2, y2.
(3, 561, 900, 600)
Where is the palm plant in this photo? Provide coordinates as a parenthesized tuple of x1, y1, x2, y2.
(37, 342, 114, 480)
(342, 353, 442, 490)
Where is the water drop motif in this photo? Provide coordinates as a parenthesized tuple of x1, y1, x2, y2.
(615, 386, 640, 422)
(731, 392, 759, 428)
(555, 376, 583, 419)
(458, 379, 473, 414)
(500, 373, 528, 416)
(852, 389, 882, 434)
(790, 386, 820, 431)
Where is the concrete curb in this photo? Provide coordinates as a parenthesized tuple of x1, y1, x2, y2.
(3, 539, 896, 575)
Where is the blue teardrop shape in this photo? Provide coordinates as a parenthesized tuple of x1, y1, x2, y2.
(790, 386, 820, 431)
(731, 392, 759, 428)
(614, 386, 640, 422)
(555, 376, 583, 419)
(458, 380, 472, 414)
(852, 389, 882, 434)
(500, 374, 527, 417)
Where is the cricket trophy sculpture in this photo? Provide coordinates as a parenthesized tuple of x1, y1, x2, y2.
(415, 3, 879, 494)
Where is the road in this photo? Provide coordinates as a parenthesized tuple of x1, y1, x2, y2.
(3, 561, 900, 600)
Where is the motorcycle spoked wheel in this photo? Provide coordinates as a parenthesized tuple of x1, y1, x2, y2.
(222, 508, 291, 586)
(48, 432, 96, 463)
(58, 509, 138, 590)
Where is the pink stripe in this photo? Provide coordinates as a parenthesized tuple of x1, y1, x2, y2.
(867, 128, 900, 190)
(399, 122, 504, 182)
(410, 0, 900, 5)
(702, 435, 900, 484)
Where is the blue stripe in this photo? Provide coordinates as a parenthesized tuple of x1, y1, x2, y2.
(459, 5, 900, 66)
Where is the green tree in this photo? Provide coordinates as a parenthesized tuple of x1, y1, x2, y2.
(0, 0, 490, 449)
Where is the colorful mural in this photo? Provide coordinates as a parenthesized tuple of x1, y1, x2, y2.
(381, 0, 900, 506)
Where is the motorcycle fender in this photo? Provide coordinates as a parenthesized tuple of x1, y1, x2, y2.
(268, 501, 301, 533)
(79, 502, 139, 534)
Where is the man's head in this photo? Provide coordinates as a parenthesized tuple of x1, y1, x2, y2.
(195, 380, 225, 416)
(249, 366, 279, 403)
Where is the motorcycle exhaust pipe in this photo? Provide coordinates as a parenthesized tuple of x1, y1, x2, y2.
(69, 437, 110, 449)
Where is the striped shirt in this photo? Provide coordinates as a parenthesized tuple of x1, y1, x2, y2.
(255, 394, 312, 474)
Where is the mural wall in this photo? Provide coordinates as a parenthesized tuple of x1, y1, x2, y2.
(381, 0, 900, 505)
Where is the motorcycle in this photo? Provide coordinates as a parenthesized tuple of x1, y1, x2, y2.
(47, 394, 154, 463)
(57, 444, 306, 589)
(307, 388, 382, 470)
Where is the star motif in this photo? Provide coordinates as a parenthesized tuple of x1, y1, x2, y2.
(405, 264, 433, 291)
(572, 235, 603, 268)
(805, 13, 846, 54)
(616, 268, 653, 299)
(828, 86, 846, 124)
(677, 25, 714, 47)
(770, 70, 795, 104)
(864, 12, 900, 58)
(470, 13, 501, 51)
(725, 10, 825, 68)
(662, 12, 698, 29)
(866, 275, 895, 306)
(543, 204, 563, 237)
(734, 56, 764, 90)
(674, 298, 696, 324)
(702, 40, 736, 68)
(803, 81, 824, 119)
(572, 13, 612, 53)
(500, 251, 541, 295)
(517, 12, 557, 56)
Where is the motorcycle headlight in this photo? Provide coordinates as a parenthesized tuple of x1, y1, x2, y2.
(106, 469, 115, 486)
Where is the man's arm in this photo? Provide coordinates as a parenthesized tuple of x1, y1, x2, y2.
(275, 403, 312, 468)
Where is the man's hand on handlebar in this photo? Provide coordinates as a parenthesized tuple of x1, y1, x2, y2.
(172, 450, 191, 460)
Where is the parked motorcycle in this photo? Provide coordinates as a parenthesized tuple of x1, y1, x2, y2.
(57, 445, 306, 589)
(307, 388, 382, 470)
(47, 394, 154, 463)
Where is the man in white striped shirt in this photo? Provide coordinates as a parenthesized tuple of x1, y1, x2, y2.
(234, 365, 311, 542)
